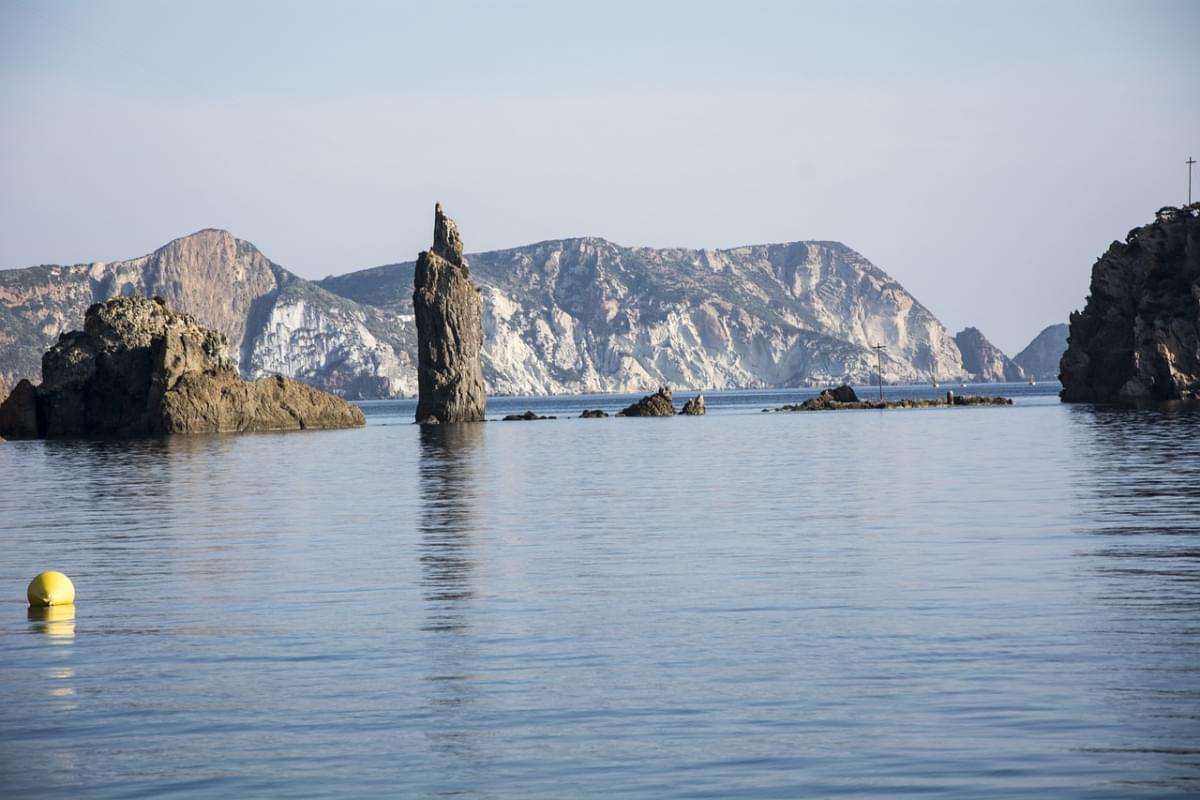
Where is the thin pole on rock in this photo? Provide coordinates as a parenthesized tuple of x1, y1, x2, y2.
(1188, 157, 1196, 205)
(872, 344, 886, 402)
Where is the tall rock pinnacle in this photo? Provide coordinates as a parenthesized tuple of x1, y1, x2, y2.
(412, 203, 487, 423)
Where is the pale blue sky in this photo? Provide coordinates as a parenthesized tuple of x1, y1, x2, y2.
(2, 0, 1196, 352)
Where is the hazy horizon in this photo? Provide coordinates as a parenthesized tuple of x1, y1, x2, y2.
(2, 0, 1197, 354)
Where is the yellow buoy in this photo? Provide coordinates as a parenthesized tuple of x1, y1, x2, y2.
(27, 571, 75, 607)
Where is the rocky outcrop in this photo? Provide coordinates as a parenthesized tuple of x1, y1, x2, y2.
(766, 388, 1011, 412)
(680, 395, 706, 415)
(579, 409, 609, 418)
(0, 379, 39, 437)
(617, 386, 676, 417)
(954, 327, 1025, 382)
(412, 204, 486, 424)
(1014, 323, 1069, 381)
(501, 410, 556, 421)
(0, 297, 364, 438)
(1060, 205, 1200, 404)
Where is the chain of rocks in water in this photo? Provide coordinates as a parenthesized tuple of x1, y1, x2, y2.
(764, 386, 1012, 412)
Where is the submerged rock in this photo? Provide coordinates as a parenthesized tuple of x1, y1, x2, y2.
(0, 296, 364, 438)
(617, 386, 676, 417)
(680, 395, 706, 415)
(1060, 205, 1200, 404)
(412, 203, 487, 423)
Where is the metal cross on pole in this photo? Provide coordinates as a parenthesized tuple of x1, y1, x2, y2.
(1188, 157, 1196, 206)
(872, 344, 886, 402)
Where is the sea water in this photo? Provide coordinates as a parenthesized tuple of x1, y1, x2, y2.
(1, 384, 1197, 798)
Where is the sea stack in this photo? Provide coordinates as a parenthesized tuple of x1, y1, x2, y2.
(412, 203, 487, 424)
(1060, 205, 1200, 404)
(0, 296, 365, 437)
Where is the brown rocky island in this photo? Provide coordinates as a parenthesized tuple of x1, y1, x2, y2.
(0, 296, 364, 438)
(412, 203, 487, 424)
(1060, 204, 1200, 405)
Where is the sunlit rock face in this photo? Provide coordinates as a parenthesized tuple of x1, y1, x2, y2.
(327, 237, 971, 395)
(0, 230, 415, 399)
(1060, 205, 1200, 405)
(3, 228, 979, 399)
(0, 296, 364, 438)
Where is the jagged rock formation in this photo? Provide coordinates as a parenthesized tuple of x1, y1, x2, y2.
(617, 386, 676, 417)
(680, 394, 706, 415)
(412, 204, 487, 424)
(1014, 323, 1069, 381)
(1061, 205, 1200, 404)
(954, 327, 1025, 382)
(0, 297, 364, 438)
(0, 229, 415, 398)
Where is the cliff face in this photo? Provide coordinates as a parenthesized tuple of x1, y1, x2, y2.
(1014, 323, 1069, 381)
(0, 230, 414, 398)
(1060, 205, 1200, 404)
(3, 229, 986, 398)
(325, 238, 972, 394)
(954, 327, 1025, 382)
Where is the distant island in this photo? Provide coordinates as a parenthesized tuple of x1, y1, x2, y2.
(0, 229, 1061, 400)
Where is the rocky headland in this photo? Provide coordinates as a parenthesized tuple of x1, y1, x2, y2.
(1014, 323, 1069, 381)
(955, 327, 1025, 382)
(764, 384, 1012, 412)
(1060, 205, 1200, 404)
(0, 296, 364, 438)
(412, 204, 487, 424)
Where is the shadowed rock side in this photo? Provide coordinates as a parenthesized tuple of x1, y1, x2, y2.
(413, 204, 486, 424)
(617, 386, 676, 416)
(1060, 205, 1200, 404)
(1014, 323, 1069, 381)
(0, 296, 364, 438)
(954, 327, 1025, 382)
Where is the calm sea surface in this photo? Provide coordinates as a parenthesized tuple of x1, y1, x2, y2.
(2, 383, 1198, 798)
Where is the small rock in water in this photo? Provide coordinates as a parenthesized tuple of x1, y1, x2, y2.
(579, 409, 609, 418)
(616, 386, 676, 417)
(680, 395, 706, 415)
(502, 410, 555, 421)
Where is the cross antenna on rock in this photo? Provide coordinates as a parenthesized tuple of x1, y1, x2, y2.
(1187, 157, 1196, 206)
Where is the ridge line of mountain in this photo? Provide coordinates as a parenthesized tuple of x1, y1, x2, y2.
(1, 227, 1055, 398)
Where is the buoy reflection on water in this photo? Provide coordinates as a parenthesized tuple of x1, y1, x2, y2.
(28, 605, 76, 639)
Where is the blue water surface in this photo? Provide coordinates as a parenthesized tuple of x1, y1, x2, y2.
(1, 382, 1198, 798)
